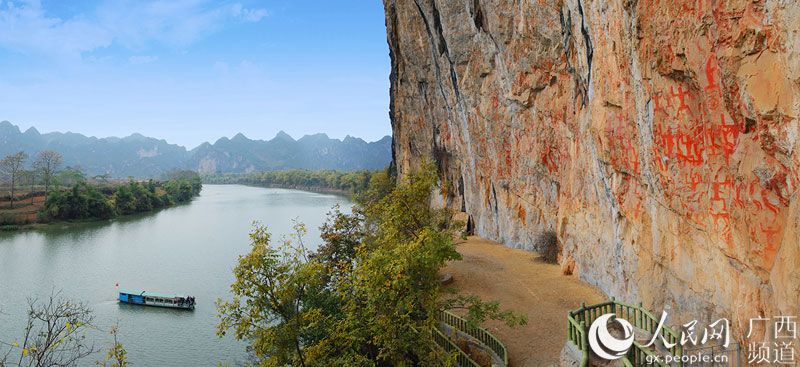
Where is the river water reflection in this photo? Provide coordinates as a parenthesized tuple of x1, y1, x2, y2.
(0, 185, 352, 366)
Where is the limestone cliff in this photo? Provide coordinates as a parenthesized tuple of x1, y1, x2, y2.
(383, 0, 800, 345)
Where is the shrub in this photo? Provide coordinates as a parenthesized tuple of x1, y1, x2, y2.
(0, 224, 19, 231)
(536, 230, 560, 263)
(0, 213, 22, 225)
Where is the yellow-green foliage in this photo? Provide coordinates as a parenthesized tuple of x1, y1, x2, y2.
(97, 324, 130, 367)
(217, 163, 526, 367)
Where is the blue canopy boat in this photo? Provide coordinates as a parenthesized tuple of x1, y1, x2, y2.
(118, 289, 196, 310)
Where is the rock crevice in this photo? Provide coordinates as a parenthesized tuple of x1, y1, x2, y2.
(384, 0, 800, 345)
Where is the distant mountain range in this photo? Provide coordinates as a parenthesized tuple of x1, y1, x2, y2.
(0, 121, 392, 177)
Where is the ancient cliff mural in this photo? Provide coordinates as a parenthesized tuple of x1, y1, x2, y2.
(384, 0, 800, 345)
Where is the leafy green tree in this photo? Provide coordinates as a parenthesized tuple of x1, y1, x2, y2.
(40, 183, 115, 221)
(86, 185, 115, 219)
(179, 181, 193, 202)
(355, 168, 394, 207)
(314, 205, 365, 278)
(128, 181, 153, 213)
(37, 176, 199, 222)
(217, 223, 324, 367)
(58, 166, 86, 188)
(217, 164, 525, 367)
(113, 185, 136, 215)
(63, 184, 89, 219)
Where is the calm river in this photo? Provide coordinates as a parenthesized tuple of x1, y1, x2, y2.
(0, 184, 352, 366)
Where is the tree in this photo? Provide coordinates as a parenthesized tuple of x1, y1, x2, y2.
(85, 184, 115, 219)
(355, 168, 394, 207)
(0, 292, 97, 367)
(217, 164, 526, 367)
(1, 151, 29, 209)
(217, 223, 323, 367)
(93, 173, 111, 185)
(128, 181, 153, 212)
(113, 185, 135, 215)
(314, 205, 365, 278)
(33, 151, 62, 199)
(57, 166, 86, 188)
(19, 170, 36, 205)
(98, 323, 130, 367)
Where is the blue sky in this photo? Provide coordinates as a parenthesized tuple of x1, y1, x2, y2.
(0, 0, 391, 149)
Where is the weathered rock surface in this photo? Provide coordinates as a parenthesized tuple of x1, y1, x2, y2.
(383, 0, 800, 346)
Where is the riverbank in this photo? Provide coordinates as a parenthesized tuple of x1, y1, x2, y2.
(0, 185, 353, 366)
(201, 168, 387, 198)
(1, 201, 195, 232)
(441, 236, 606, 367)
(230, 183, 351, 196)
(1, 175, 202, 231)
(0, 191, 49, 226)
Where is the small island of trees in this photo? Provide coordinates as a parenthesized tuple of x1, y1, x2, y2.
(0, 150, 202, 230)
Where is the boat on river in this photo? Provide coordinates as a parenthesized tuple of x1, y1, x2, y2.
(118, 289, 196, 310)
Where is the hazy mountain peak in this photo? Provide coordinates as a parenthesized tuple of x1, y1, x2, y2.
(194, 141, 212, 150)
(23, 127, 41, 136)
(0, 121, 391, 176)
(343, 135, 365, 144)
(0, 120, 20, 134)
(232, 132, 249, 141)
(272, 130, 295, 142)
(300, 132, 330, 140)
(122, 133, 149, 142)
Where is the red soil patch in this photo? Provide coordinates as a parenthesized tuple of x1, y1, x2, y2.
(0, 195, 45, 222)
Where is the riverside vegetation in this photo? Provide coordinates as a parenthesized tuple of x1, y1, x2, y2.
(38, 172, 202, 223)
(216, 163, 527, 367)
(1, 164, 524, 366)
(0, 149, 202, 227)
(202, 169, 384, 196)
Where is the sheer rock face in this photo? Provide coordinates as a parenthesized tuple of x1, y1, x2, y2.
(384, 0, 800, 342)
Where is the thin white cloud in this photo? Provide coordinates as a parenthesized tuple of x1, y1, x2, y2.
(0, 0, 268, 61)
(231, 4, 268, 22)
(0, 0, 111, 60)
(129, 55, 158, 64)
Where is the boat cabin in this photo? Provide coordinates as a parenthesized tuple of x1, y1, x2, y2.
(119, 290, 195, 310)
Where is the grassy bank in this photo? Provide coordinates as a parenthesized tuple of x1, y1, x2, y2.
(202, 168, 389, 197)
(0, 172, 202, 231)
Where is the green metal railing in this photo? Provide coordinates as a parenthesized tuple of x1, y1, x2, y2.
(567, 311, 589, 366)
(567, 297, 683, 367)
(622, 357, 635, 367)
(429, 310, 509, 367)
(430, 325, 482, 367)
(437, 310, 508, 366)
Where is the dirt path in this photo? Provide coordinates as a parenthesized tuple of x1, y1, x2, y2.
(442, 236, 607, 367)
